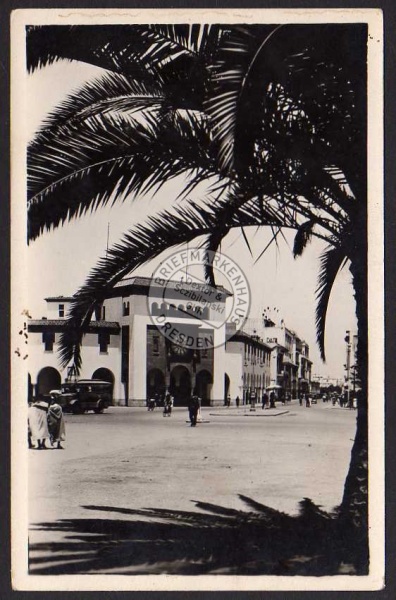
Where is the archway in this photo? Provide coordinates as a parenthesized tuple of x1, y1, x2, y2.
(224, 373, 230, 404)
(196, 370, 213, 406)
(92, 367, 115, 399)
(170, 366, 191, 406)
(92, 368, 115, 385)
(146, 368, 165, 400)
(36, 367, 61, 397)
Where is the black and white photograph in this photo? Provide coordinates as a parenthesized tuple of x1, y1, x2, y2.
(11, 8, 384, 592)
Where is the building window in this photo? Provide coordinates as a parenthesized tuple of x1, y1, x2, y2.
(123, 301, 130, 316)
(153, 336, 159, 355)
(98, 332, 110, 354)
(58, 304, 65, 318)
(42, 331, 55, 352)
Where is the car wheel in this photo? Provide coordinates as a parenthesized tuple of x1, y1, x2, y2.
(94, 401, 104, 414)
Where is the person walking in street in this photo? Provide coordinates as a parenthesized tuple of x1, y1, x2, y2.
(163, 393, 173, 417)
(299, 394, 303, 407)
(28, 398, 50, 449)
(262, 391, 269, 410)
(235, 396, 240, 408)
(227, 394, 231, 407)
(47, 395, 66, 449)
(305, 395, 311, 408)
(269, 391, 276, 409)
(188, 395, 200, 427)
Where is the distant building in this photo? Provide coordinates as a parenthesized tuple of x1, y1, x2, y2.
(344, 330, 359, 397)
(245, 316, 313, 399)
(225, 324, 272, 404)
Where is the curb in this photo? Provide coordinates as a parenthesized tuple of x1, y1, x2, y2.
(209, 410, 290, 418)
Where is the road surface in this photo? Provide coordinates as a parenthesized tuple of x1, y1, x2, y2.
(27, 401, 357, 574)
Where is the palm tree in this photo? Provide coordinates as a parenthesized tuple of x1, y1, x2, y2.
(26, 23, 368, 569)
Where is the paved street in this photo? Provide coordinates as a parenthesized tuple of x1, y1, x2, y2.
(28, 401, 357, 575)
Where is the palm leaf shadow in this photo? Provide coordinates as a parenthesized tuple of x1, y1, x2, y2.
(29, 496, 367, 576)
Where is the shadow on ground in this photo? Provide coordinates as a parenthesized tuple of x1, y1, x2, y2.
(29, 497, 368, 576)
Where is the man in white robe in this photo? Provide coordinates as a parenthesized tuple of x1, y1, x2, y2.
(28, 400, 50, 449)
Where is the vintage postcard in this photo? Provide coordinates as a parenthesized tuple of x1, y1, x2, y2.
(11, 8, 384, 592)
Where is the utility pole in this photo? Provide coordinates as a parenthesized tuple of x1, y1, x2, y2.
(250, 350, 256, 411)
(344, 331, 351, 407)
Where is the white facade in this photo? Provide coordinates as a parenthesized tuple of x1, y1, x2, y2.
(28, 278, 231, 406)
(225, 326, 272, 404)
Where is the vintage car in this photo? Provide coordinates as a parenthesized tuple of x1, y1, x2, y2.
(51, 379, 113, 414)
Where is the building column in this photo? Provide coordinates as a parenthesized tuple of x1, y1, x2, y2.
(211, 328, 226, 406)
(129, 316, 147, 405)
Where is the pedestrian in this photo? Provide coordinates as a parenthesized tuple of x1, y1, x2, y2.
(269, 391, 276, 408)
(47, 395, 66, 449)
(188, 395, 200, 427)
(235, 396, 240, 408)
(28, 398, 50, 449)
(299, 395, 303, 407)
(163, 393, 173, 417)
(262, 391, 269, 410)
(27, 402, 34, 448)
(227, 394, 231, 407)
(197, 394, 202, 421)
(305, 395, 311, 408)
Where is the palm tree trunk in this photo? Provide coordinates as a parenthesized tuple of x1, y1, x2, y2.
(338, 233, 369, 573)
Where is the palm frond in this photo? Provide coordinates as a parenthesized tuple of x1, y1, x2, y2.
(253, 227, 281, 265)
(28, 108, 216, 241)
(33, 72, 165, 140)
(240, 225, 253, 257)
(293, 219, 316, 257)
(148, 24, 223, 59)
(26, 25, 182, 79)
(201, 228, 230, 287)
(315, 244, 348, 361)
(205, 27, 260, 173)
(241, 24, 366, 203)
(27, 25, 147, 75)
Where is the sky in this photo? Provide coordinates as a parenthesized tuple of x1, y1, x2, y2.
(25, 60, 358, 382)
